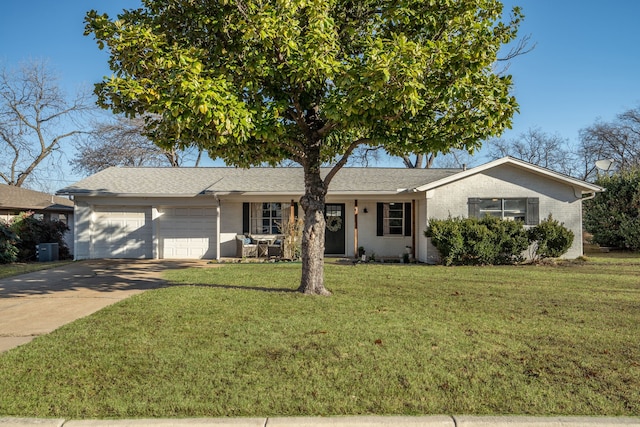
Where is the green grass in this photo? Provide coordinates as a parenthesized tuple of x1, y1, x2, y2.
(0, 256, 639, 418)
(0, 260, 73, 279)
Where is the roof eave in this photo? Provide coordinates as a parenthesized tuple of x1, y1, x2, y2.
(413, 157, 605, 193)
(208, 190, 404, 197)
(59, 191, 206, 198)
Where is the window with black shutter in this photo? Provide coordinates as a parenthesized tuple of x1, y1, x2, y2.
(376, 202, 412, 236)
(468, 197, 539, 225)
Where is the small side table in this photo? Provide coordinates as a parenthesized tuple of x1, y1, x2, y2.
(256, 240, 269, 257)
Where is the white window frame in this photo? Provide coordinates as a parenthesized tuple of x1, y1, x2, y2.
(250, 202, 288, 234)
(383, 202, 405, 236)
(469, 197, 539, 225)
(478, 198, 527, 222)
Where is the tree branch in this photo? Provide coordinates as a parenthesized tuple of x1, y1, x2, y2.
(325, 138, 371, 186)
(16, 130, 86, 187)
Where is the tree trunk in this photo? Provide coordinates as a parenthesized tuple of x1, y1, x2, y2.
(298, 166, 331, 296)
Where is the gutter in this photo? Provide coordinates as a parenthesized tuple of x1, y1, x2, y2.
(581, 191, 598, 201)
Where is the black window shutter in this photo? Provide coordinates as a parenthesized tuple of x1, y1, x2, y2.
(376, 203, 384, 236)
(293, 202, 298, 218)
(468, 198, 480, 218)
(242, 203, 250, 234)
(526, 198, 539, 225)
(404, 202, 412, 236)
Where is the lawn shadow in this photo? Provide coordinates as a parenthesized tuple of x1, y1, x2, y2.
(179, 283, 298, 293)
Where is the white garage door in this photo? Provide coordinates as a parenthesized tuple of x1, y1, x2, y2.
(158, 207, 217, 259)
(92, 207, 152, 258)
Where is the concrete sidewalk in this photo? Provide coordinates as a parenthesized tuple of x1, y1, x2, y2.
(1, 416, 640, 426)
(0, 260, 210, 353)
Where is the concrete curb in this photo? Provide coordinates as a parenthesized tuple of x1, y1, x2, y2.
(266, 416, 453, 426)
(3, 417, 640, 427)
(454, 416, 640, 426)
(0, 419, 65, 427)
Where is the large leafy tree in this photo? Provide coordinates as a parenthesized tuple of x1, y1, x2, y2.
(86, 0, 522, 295)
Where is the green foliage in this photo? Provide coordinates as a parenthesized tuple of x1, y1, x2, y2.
(584, 168, 640, 250)
(427, 215, 576, 265)
(528, 214, 574, 260)
(8, 212, 70, 262)
(85, 0, 524, 292)
(84, 0, 522, 167)
(0, 222, 19, 264)
(425, 216, 529, 265)
(424, 217, 465, 265)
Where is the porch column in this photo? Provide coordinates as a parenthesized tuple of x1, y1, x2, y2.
(354, 199, 359, 259)
(411, 199, 416, 260)
(290, 200, 295, 226)
(216, 198, 221, 261)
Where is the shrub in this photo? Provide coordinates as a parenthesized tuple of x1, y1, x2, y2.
(584, 168, 640, 250)
(0, 222, 19, 264)
(481, 216, 530, 265)
(528, 214, 574, 260)
(425, 216, 528, 266)
(9, 212, 70, 262)
(424, 217, 465, 265)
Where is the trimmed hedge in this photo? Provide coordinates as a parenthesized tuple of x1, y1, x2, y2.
(528, 214, 574, 260)
(425, 215, 574, 266)
(425, 216, 529, 266)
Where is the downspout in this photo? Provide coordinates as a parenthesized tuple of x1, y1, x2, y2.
(73, 202, 79, 261)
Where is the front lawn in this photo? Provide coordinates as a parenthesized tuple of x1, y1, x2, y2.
(0, 261, 73, 279)
(0, 256, 638, 418)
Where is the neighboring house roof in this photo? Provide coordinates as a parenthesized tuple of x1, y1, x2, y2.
(56, 157, 603, 198)
(0, 184, 74, 212)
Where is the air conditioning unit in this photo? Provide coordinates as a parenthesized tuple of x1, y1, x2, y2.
(36, 243, 59, 262)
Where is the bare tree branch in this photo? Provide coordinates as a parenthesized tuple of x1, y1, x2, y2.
(0, 60, 93, 187)
(325, 138, 371, 186)
(488, 127, 580, 178)
(71, 115, 203, 175)
(497, 34, 536, 62)
(579, 105, 640, 177)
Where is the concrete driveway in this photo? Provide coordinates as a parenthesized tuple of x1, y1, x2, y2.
(0, 260, 209, 353)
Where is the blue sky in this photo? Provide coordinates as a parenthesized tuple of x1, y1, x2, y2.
(1, 1, 639, 189)
(498, 0, 640, 144)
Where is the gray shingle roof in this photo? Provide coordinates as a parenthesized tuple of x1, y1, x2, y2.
(57, 167, 462, 196)
(1, 184, 74, 211)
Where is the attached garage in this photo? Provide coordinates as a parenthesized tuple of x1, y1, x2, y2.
(92, 207, 152, 258)
(158, 207, 217, 259)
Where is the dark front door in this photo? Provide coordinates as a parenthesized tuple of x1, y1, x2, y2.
(325, 203, 346, 255)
